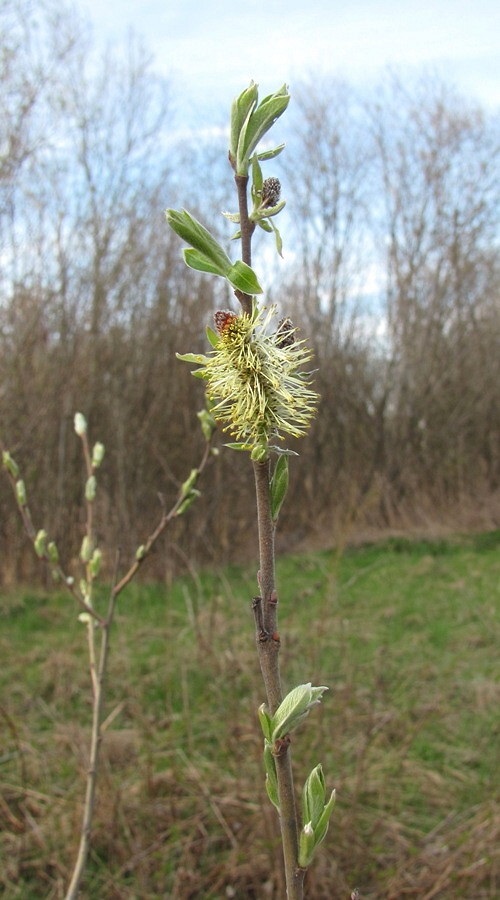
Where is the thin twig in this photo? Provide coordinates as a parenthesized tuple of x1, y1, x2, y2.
(65, 551, 120, 900)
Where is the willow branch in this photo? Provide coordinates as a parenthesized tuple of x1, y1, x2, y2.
(234, 170, 304, 899)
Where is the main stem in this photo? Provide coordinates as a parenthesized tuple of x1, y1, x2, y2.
(235, 173, 305, 899)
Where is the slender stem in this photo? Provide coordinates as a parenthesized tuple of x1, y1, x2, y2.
(234, 174, 255, 316)
(235, 170, 304, 899)
(65, 566, 118, 900)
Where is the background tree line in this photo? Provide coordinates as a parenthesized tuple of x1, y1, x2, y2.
(1, 0, 499, 586)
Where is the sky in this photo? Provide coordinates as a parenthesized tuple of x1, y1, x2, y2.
(79, 0, 500, 122)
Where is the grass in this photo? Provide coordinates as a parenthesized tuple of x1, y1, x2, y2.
(0, 533, 499, 898)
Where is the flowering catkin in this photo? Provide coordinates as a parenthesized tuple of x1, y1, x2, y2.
(181, 304, 318, 449)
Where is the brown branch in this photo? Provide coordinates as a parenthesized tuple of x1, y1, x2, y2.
(234, 168, 304, 899)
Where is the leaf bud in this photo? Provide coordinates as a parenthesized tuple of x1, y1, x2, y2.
(271, 683, 328, 742)
(2, 451, 19, 478)
(197, 408, 217, 441)
(298, 822, 316, 869)
(34, 529, 48, 558)
(92, 442, 105, 468)
(258, 703, 273, 742)
(74, 412, 87, 436)
(180, 469, 199, 498)
(176, 489, 201, 516)
(89, 548, 102, 577)
(80, 536, 93, 563)
(263, 741, 279, 810)
(251, 444, 269, 462)
(85, 475, 97, 502)
(47, 542, 59, 564)
(136, 544, 146, 561)
(15, 479, 27, 506)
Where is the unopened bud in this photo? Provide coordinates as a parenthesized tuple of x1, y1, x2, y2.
(92, 442, 105, 468)
(74, 412, 87, 436)
(2, 451, 19, 478)
(48, 542, 59, 564)
(80, 536, 93, 563)
(34, 529, 48, 558)
(89, 548, 102, 577)
(85, 475, 97, 502)
(16, 479, 27, 506)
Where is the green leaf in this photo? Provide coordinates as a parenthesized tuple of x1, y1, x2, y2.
(223, 441, 254, 452)
(166, 208, 232, 272)
(271, 683, 328, 741)
(270, 455, 289, 521)
(258, 703, 273, 741)
(252, 153, 264, 196)
(257, 219, 273, 233)
(221, 210, 241, 223)
(183, 248, 227, 277)
(229, 81, 258, 160)
(206, 326, 220, 348)
(302, 764, 326, 829)
(226, 260, 263, 294)
(176, 352, 210, 365)
(269, 218, 284, 257)
(298, 822, 316, 869)
(313, 788, 336, 847)
(255, 199, 286, 219)
(263, 741, 280, 811)
(257, 142, 286, 161)
(236, 85, 290, 174)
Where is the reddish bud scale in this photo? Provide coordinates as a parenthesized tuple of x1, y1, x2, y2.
(214, 309, 238, 334)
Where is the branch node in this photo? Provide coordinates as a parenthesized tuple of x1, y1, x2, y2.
(273, 735, 291, 757)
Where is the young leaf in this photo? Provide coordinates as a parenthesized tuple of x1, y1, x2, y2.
(236, 86, 290, 174)
(224, 441, 255, 452)
(221, 210, 241, 223)
(183, 248, 228, 277)
(271, 683, 328, 742)
(270, 455, 289, 521)
(269, 218, 284, 257)
(176, 352, 210, 364)
(263, 741, 280, 810)
(257, 143, 286, 161)
(226, 260, 263, 294)
(206, 326, 220, 348)
(166, 208, 232, 272)
(252, 153, 264, 196)
(229, 81, 258, 161)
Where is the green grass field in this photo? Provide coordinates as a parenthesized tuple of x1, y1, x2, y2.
(1, 534, 499, 898)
